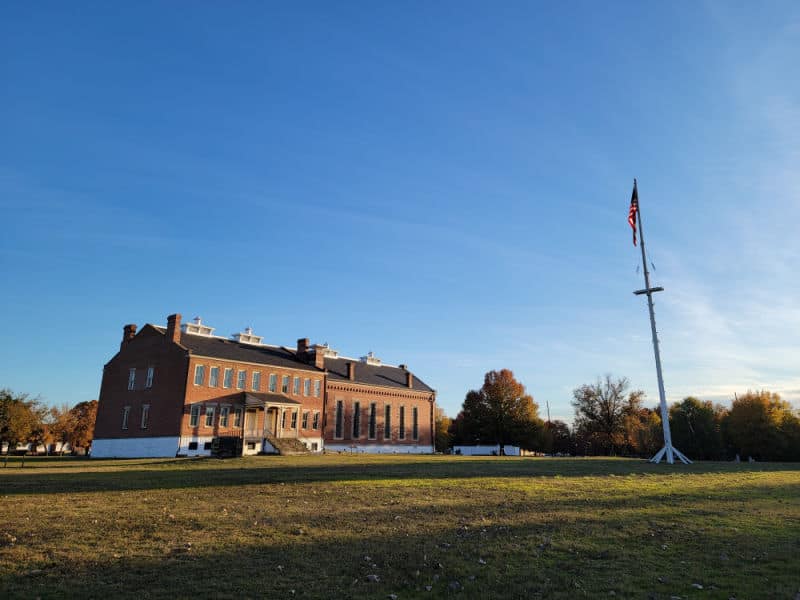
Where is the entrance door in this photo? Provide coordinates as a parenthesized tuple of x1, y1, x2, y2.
(266, 408, 278, 436)
(244, 409, 258, 437)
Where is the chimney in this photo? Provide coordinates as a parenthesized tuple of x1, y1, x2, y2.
(166, 313, 181, 344)
(406, 371, 413, 389)
(399, 364, 407, 370)
(312, 344, 326, 369)
(121, 324, 137, 350)
(346, 361, 355, 381)
(297, 338, 309, 360)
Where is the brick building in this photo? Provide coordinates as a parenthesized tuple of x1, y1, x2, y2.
(92, 313, 436, 458)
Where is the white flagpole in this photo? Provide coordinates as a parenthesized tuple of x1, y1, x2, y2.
(632, 179, 691, 465)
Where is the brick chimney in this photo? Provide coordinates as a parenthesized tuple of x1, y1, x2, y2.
(406, 370, 413, 389)
(297, 338, 309, 360)
(312, 344, 326, 369)
(120, 324, 137, 350)
(166, 313, 181, 344)
(346, 361, 355, 381)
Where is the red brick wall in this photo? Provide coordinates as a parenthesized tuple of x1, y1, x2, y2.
(180, 356, 325, 438)
(94, 325, 189, 440)
(324, 381, 435, 448)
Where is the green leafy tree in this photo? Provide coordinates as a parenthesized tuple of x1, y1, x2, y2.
(572, 375, 645, 456)
(669, 397, 726, 460)
(0, 389, 45, 453)
(457, 370, 544, 454)
(543, 420, 573, 455)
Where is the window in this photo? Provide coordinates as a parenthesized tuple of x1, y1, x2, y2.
(399, 406, 406, 440)
(302, 411, 309, 429)
(368, 403, 377, 439)
(311, 442, 318, 451)
(205, 406, 215, 427)
(312, 411, 320, 430)
(237, 370, 246, 389)
(188, 441, 198, 450)
(194, 365, 205, 386)
(220, 406, 230, 427)
(190, 405, 200, 427)
(209, 367, 219, 387)
(412, 407, 419, 440)
(203, 441, 212, 450)
(314, 380, 321, 397)
(293, 377, 300, 395)
(234, 408, 243, 428)
(145, 367, 154, 389)
(281, 375, 290, 393)
(281, 410, 287, 429)
(384, 404, 392, 439)
(141, 404, 150, 429)
(122, 406, 131, 429)
(223, 368, 233, 388)
(269, 374, 277, 392)
(352, 401, 361, 438)
(334, 401, 343, 439)
(304, 378, 311, 396)
(290, 410, 298, 429)
(252, 371, 261, 391)
(128, 368, 136, 391)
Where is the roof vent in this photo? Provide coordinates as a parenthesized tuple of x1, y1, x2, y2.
(181, 316, 215, 337)
(360, 351, 382, 366)
(232, 327, 263, 345)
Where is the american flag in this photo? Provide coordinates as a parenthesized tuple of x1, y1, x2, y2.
(628, 179, 639, 246)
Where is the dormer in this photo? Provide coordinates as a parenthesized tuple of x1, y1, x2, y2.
(360, 351, 382, 366)
(231, 327, 263, 345)
(181, 316, 215, 337)
(319, 343, 339, 358)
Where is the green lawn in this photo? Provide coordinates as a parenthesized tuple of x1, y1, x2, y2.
(1, 455, 798, 599)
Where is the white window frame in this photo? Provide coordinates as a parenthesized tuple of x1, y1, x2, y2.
(223, 368, 233, 388)
(122, 406, 131, 429)
(234, 407, 243, 428)
(314, 380, 321, 398)
(209, 367, 219, 387)
(281, 375, 289, 393)
(312, 411, 320, 430)
(303, 378, 311, 397)
(269, 373, 277, 392)
(252, 371, 261, 391)
(293, 376, 300, 395)
(301, 411, 309, 429)
(128, 368, 136, 391)
(205, 406, 215, 427)
(236, 370, 246, 390)
(290, 410, 298, 429)
(145, 367, 154, 389)
(189, 405, 200, 427)
(194, 365, 205, 386)
(220, 406, 230, 428)
(141, 404, 150, 429)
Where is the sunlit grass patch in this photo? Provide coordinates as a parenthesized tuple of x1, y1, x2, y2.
(1, 455, 798, 598)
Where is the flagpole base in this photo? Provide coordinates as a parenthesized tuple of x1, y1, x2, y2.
(650, 445, 692, 465)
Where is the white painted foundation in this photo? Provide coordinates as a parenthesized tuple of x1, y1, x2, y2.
(324, 443, 433, 454)
(92, 437, 181, 458)
(453, 445, 521, 456)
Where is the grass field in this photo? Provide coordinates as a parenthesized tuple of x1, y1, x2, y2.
(1, 455, 799, 599)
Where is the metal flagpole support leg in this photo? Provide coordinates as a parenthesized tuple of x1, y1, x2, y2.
(631, 179, 691, 465)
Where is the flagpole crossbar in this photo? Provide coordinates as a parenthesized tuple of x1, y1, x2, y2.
(633, 287, 663, 295)
(629, 179, 691, 466)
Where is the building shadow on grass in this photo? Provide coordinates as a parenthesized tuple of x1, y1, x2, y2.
(2, 457, 799, 496)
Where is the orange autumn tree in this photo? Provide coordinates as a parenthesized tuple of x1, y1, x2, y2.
(457, 369, 544, 454)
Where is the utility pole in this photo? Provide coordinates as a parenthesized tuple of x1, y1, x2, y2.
(631, 179, 691, 465)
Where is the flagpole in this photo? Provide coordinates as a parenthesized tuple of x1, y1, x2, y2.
(632, 179, 691, 465)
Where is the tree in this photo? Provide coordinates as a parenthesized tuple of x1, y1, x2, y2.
(669, 397, 725, 460)
(572, 375, 645, 456)
(543, 420, 573, 455)
(726, 390, 798, 461)
(50, 400, 98, 453)
(0, 389, 44, 454)
(623, 406, 663, 457)
(457, 370, 544, 454)
(434, 407, 452, 453)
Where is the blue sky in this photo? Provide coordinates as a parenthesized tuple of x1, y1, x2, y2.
(2, 2, 799, 421)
